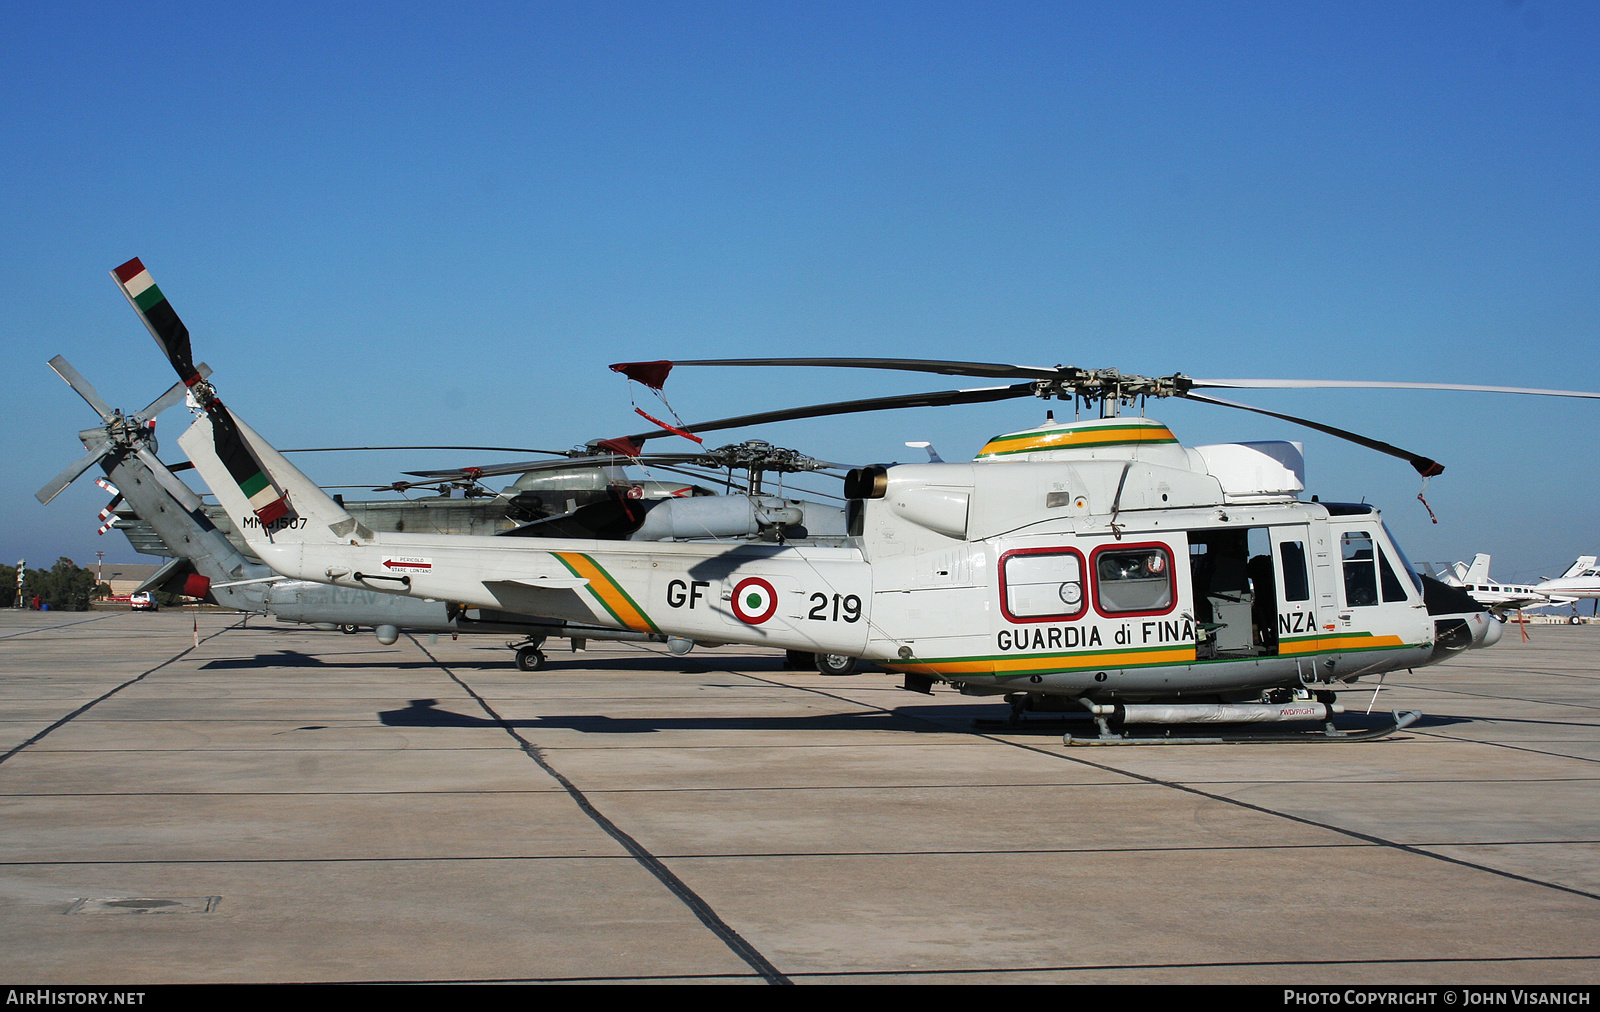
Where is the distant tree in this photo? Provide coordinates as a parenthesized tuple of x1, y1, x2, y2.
(0, 564, 16, 608)
(21, 558, 104, 612)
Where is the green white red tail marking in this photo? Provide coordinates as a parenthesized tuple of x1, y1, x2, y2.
(113, 257, 291, 526)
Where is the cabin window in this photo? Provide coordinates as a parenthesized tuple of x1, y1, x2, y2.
(1093, 544, 1175, 615)
(1000, 549, 1086, 622)
(1279, 541, 1310, 602)
(1341, 532, 1379, 607)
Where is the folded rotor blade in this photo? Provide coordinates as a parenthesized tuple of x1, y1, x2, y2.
(113, 258, 291, 524)
(36, 436, 113, 504)
(1180, 391, 1444, 477)
(1189, 378, 1600, 400)
(47, 356, 116, 422)
(406, 454, 706, 482)
(282, 445, 571, 455)
(133, 446, 205, 512)
(138, 363, 213, 419)
(624, 383, 1038, 443)
(113, 258, 202, 385)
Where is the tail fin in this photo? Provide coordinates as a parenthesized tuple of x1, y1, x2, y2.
(178, 406, 372, 551)
(1464, 554, 1492, 585)
(1560, 556, 1597, 579)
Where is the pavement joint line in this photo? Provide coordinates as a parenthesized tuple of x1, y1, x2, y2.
(407, 632, 794, 987)
(0, 842, 1386, 866)
(0, 617, 247, 766)
(686, 649, 1600, 907)
(781, 952, 1600, 979)
(322, 952, 1600, 984)
(1389, 684, 1600, 710)
(988, 734, 1600, 905)
(0, 613, 120, 638)
(1407, 730, 1600, 764)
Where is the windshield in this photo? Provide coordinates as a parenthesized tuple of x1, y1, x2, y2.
(1380, 521, 1424, 594)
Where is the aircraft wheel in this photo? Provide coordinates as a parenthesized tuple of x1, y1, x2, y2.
(516, 646, 547, 672)
(783, 649, 814, 670)
(339, 624, 361, 634)
(815, 653, 858, 676)
(1570, 615, 1583, 625)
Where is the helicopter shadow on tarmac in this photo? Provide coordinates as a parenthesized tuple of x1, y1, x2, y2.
(373, 696, 1476, 737)
(198, 648, 732, 673)
(200, 650, 473, 671)
(376, 696, 955, 734)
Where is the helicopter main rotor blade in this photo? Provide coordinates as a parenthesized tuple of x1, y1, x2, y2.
(47, 356, 117, 422)
(113, 258, 290, 524)
(619, 358, 1066, 383)
(36, 436, 114, 505)
(624, 383, 1038, 443)
(113, 258, 202, 385)
(1188, 378, 1600, 400)
(625, 359, 1600, 404)
(1180, 391, 1444, 477)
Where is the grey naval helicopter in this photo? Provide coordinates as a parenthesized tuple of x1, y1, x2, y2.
(113, 256, 1600, 744)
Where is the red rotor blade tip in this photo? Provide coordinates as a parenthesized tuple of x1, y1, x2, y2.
(594, 436, 644, 457)
(610, 361, 674, 390)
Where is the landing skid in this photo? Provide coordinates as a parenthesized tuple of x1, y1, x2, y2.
(975, 710, 1422, 745)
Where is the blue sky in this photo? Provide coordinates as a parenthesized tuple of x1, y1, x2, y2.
(3, 1, 1596, 582)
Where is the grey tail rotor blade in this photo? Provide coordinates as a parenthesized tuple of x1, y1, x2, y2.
(47, 356, 116, 422)
(36, 436, 114, 504)
(1181, 391, 1444, 477)
(138, 363, 213, 419)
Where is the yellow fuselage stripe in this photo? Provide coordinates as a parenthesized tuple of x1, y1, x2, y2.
(553, 552, 659, 633)
(977, 425, 1177, 458)
(885, 645, 1198, 677)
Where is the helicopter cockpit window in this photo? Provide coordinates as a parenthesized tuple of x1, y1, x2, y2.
(1093, 545, 1175, 615)
(1378, 548, 1410, 602)
(1000, 549, 1086, 622)
(1341, 531, 1379, 607)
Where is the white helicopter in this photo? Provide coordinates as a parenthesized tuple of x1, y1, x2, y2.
(112, 257, 1600, 744)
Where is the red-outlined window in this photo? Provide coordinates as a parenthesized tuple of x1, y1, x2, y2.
(999, 548, 1088, 624)
(1090, 542, 1176, 618)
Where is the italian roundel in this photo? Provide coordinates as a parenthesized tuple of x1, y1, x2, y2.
(731, 577, 779, 624)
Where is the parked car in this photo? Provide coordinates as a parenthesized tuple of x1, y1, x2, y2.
(129, 591, 158, 611)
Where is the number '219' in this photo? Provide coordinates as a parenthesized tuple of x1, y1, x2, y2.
(808, 593, 861, 622)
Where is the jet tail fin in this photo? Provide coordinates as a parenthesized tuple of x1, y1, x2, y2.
(1559, 555, 1597, 579)
(1464, 553, 1492, 585)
